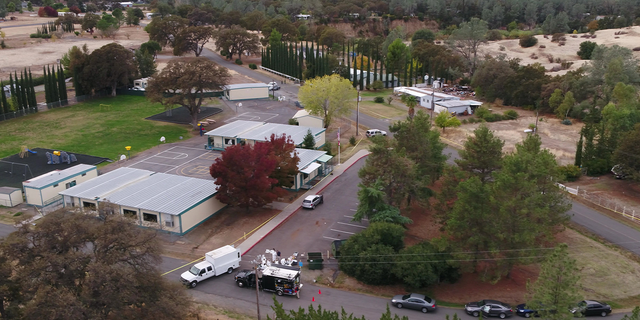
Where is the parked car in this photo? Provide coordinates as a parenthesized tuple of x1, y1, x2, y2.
(301, 194, 323, 209)
(571, 300, 611, 317)
(391, 293, 437, 313)
(466, 300, 507, 317)
(268, 81, 280, 91)
(481, 302, 514, 319)
(516, 304, 539, 318)
(365, 129, 387, 137)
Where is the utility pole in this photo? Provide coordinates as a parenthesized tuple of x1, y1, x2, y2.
(254, 265, 261, 320)
(356, 90, 360, 136)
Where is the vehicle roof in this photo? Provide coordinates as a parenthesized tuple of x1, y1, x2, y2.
(304, 195, 319, 200)
(194, 261, 210, 269)
(206, 245, 238, 259)
(409, 293, 426, 300)
(584, 300, 607, 304)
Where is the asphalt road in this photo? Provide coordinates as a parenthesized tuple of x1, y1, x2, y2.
(0, 223, 16, 239)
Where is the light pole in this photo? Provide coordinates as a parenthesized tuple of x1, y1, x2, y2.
(356, 90, 360, 136)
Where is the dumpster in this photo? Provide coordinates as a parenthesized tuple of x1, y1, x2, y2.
(307, 252, 324, 270)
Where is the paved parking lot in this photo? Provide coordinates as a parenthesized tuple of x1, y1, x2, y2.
(225, 111, 279, 123)
(126, 145, 219, 180)
(322, 211, 368, 241)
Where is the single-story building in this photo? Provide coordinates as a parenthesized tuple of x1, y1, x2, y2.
(0, 187, 23, 207)
(434, 100, 482, 115)
(238, 122, 325, 149)
(295, 14, 312, 20)
(120, 2, 134, 7)
(206, 121, 326, 150)
(223, 83, 270, 101)
(59, 167, 226, 235)
(292, 109, 324, 128)
(23, 164, 97, 208)
(294, 148, 333, 190)
(394, 87, 460, 109)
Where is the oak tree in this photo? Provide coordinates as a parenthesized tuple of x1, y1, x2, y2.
(298, 74, 357, 128)
(145, 15, 189, 48)
(83, 43, 137, 96)
(0, 209, 191, 319)
(174, 26, 214, 57)
(146, 58, 230, 129)
(214, 25, 260, 61)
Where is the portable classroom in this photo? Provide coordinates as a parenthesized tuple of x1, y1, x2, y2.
(0, 187, 23, 207)
(22, 164, 97, 208)
(223, 83, 270, 101)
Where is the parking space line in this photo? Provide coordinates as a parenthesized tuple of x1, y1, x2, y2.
(337, 222, 367, 229)
(330, 229, 355, 235)
(343, 215, 368, 221)
(323, 236, 342, 241)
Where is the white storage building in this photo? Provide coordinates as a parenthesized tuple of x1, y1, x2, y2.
(394, 87, 460, 109)
(434, 99, 483, 115)
(205, 120, 266, 150)
(224, 83, 270, 101)
(206, 121, 326, 150)
(292, 109, 324, 128)
(0, 187, 23, 207)
(22, 164, 97, 208)
(59, 167, 226, 235)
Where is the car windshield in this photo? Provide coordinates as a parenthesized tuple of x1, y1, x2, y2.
(479, 300, 488, 306)
(303, 200, 311, 203)
(401, 294, 411, 300)
(189, 266, 199, 276)
(577, 301, 587, 308)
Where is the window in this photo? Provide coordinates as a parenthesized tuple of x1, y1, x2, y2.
(207, 266, 212, 272)
(81, 173, 86, 177)
(53, 183, 59, 187)
(82, 201, 96, 210)
(65, 180, 76, 189)
(123, 209, 137, 219)
(143, 213, 158, 223)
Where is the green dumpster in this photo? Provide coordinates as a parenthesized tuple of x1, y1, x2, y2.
(307, 252, 324, 270)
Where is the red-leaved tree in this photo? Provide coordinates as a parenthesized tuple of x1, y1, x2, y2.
(210, 135, 299, 209)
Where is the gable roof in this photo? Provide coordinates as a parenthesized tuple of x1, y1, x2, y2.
(205, 120, 265, 138)
(23, 164, 96, 189)
(239, 123, 325, 146)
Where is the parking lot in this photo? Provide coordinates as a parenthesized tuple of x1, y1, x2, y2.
(225, 111, 279, 123)
(322, 210, 368, 241)
(126, 145, 219, 180)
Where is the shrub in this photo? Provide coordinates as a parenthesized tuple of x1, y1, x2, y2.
(499, 45, 505, 51)
(519, 34, 538, 48)
(558, 165, 582, 182)
(461, 119, 468, 124)
(287, 118, 299, 125)
(74, 31, 80, 36)
(349, 136, 356, 146)
(37, 7, 46, 16)
(577, 41, 597, 59)
(392, 241, 461, 288)
(371, 80, 383, 91)
(474, 106, 491, 119)
(374, 96, 384, 103)
(484, 113, 503, 122)
(551, 33, 566, 42)
(322, 142, 333, 155)
(248, 63, 257, 69)
(539, 45, 546, 48)
(503, 110, 519, 120)
(561, 119, 572, 125)
(43, 6, 58, 17)
(486, 29, 503, 41)
(30, 33, 52, 38)
(69, 5, 81, 14)
(468, 117, 477, 123)
(234, 59, 243, 65)
(634, 47, 640, 52)
(0, 40, 5, 49)
(13, 212, 23, 217)
(52, 2, 65, 10)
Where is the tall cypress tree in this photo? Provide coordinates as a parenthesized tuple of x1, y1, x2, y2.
(13, 72, 24, 110)
(58, 64, 67, 101)
(346, 41, 351, 84)
(20, 70, 28, 110)
(366, 49, 371, 89)
(43, 66, 50, 104)
(29, 69, 37, 110)
(49, 65, 59, 103)
(575, 132, 583, 167)
(409, 58, 414, 87)
(359, 52, 364, 90)
(1, 85, 8, 114)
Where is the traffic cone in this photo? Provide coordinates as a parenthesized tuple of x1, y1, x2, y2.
(312, 297, 315, 302)
(319, 290, 321, 294)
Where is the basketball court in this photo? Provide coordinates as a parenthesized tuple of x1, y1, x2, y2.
(126, 146, 220, 180)
(224, 111, 279, 123)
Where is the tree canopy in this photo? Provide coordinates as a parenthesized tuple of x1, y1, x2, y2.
(298, 74, 356, 128)
(146, 58, 230, 129)
(447, 18, 488, 75)
(82, 43, 137, 96)
(214, 25, 260, 61)
(0, 209, 191, 319)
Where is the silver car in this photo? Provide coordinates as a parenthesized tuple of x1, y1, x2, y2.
(302, 195, 323, 209)
(391, 293, 437, 313)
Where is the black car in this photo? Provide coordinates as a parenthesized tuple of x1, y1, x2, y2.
(516, 304, 539, 318)
(466, 300, 503, 317)
(571, 300, 612, 317)
(391, 293, 437, 313)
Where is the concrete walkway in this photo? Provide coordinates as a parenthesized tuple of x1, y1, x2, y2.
(237, 149, 370, 255)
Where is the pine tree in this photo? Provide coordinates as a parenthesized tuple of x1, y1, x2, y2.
(575, 132, 583, 167)
(301, 129, 316, 149)
(527, 244, 581, 320)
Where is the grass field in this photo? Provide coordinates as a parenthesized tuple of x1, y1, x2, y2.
(0, 96, 190, 160)
(358, 101, 407, 119)
(360, 89, 393, 98)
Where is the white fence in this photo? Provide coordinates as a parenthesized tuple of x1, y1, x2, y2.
(558, 183, 640, 223)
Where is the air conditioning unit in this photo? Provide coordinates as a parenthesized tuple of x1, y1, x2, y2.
(165, 221, 174, 228)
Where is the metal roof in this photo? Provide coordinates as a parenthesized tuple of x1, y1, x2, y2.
(23, 164, 96, 189)
(59, 167, 153, 199)
(224, 83, 270, 90)
(436, 100, 473, 108)
(0, 187, 20, 195)
(300, 162, 321, 174)
(104, 173, 219, 216)
(239, 123, 325, 146)
(205, 120, 265, 137)
(316, 154, 333, 163)
(295, 148, 327, 170)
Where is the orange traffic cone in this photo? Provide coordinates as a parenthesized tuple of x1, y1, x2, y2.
(319, 290, 322, 294)
(312, 297, 315, 302)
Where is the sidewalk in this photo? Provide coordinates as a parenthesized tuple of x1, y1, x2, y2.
(237, 149, 370, 255)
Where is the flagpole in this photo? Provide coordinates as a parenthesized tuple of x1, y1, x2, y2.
(338, 127, 341, 165)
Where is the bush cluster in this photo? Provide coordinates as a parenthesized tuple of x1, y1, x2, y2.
(558, 164, 582, 182)
(473, 106, 519, 122)
(248, 63, 257, 69)
(503, 109, 519, 120)
(374, 96, 384, 103)
(234, 59, 243, 65)
(519, 34, 538, 48)
(30, 33, 52, 39)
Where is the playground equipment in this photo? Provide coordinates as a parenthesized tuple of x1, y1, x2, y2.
(46, 151, 78, 165)
(0, 160, 34, 180)
(19, 146, 37, 158)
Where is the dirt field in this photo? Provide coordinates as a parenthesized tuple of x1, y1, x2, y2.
(482, 26, 640, 76)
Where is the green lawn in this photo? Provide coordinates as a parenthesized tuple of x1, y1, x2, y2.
(0, 96, 190, 160)
(358, 101, 407, 119)
(360, 89, 393, 98)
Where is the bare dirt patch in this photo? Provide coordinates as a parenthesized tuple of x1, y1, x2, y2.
(441, 107, 582, 165)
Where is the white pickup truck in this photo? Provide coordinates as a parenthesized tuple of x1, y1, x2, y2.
(180, 245, 241, 288)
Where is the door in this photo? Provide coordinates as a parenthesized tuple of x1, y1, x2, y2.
(408, 298, 426, 310)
